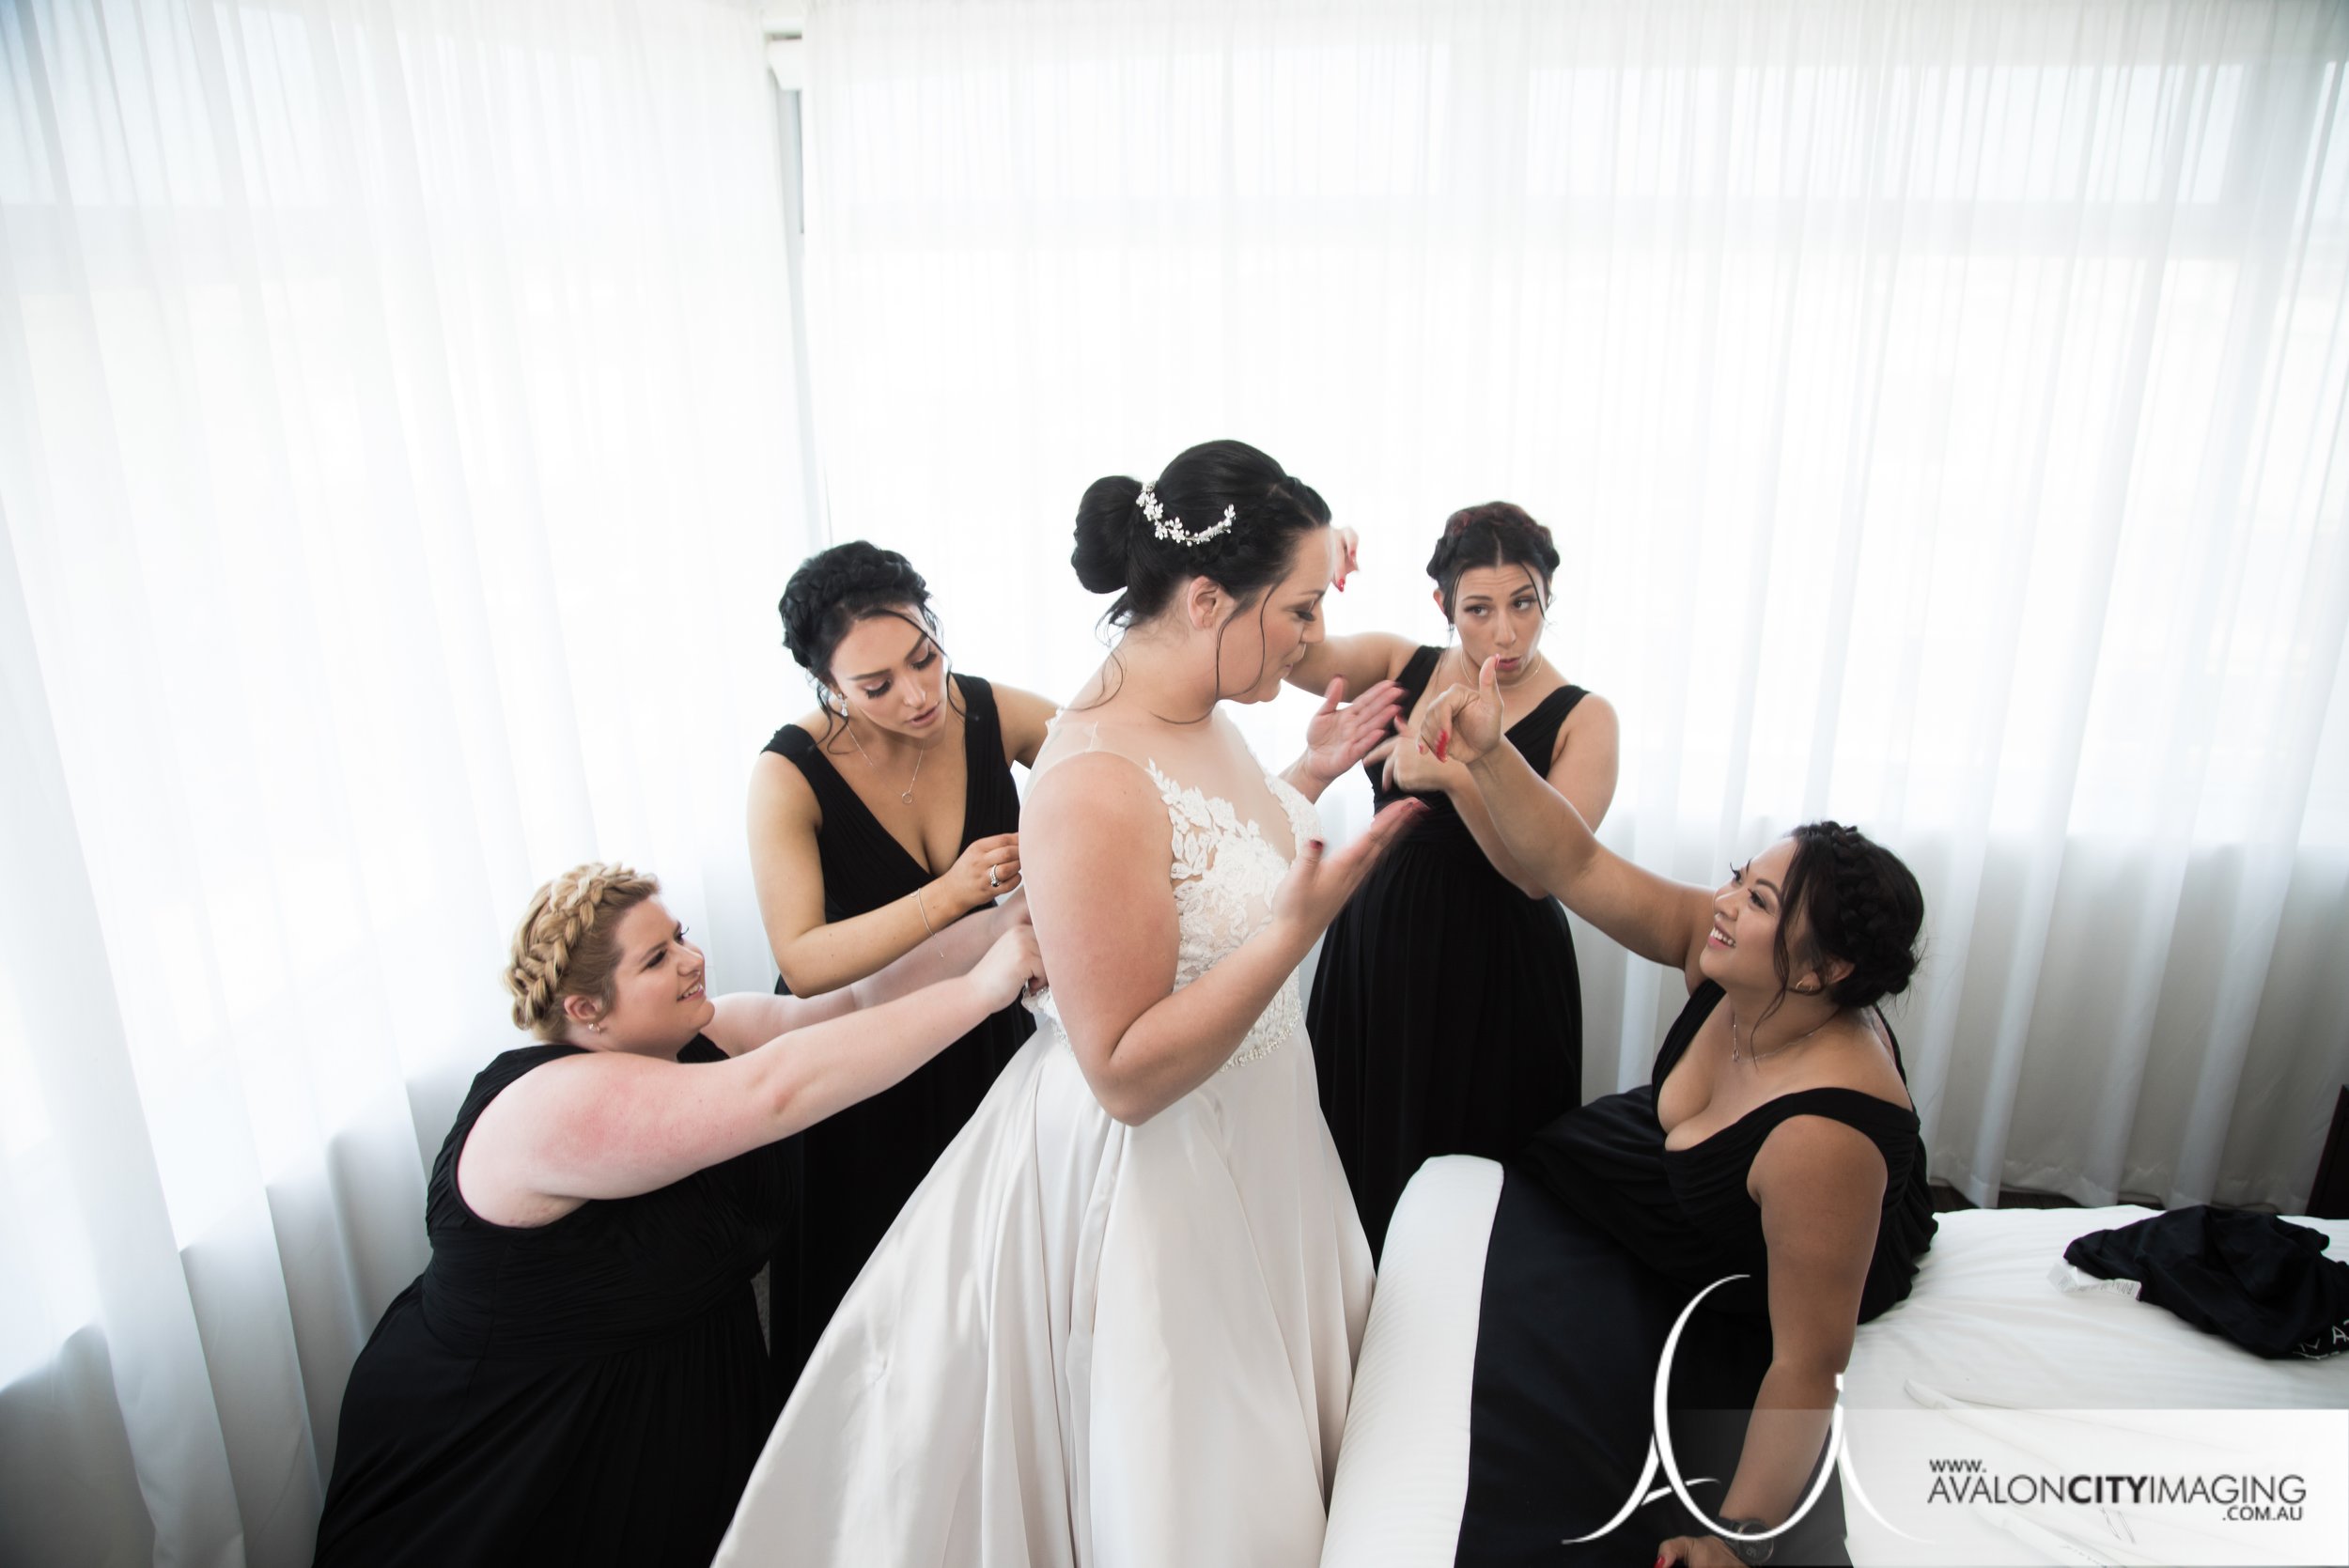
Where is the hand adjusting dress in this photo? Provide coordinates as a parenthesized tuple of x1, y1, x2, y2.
(1309, 644, 1590, 1256)
(316, 1038, 790, 1567)
(715, 719, 1374, 1568)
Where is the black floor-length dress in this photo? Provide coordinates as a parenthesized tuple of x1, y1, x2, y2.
(1453, 981, 1937, 1566)
(1308, 645, 1589, 1256)
(316, 1037, 788, 1567)
(760, 673, 1032, 1389)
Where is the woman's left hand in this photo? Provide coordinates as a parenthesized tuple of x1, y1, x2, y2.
(1657, 1533, 1746, 1567)
(1300, 676, 1405, 787)
(1413, 654, 1506, 768)
(1269, 799, 1425, 939)
(1382, 722, 1472, 796)
(1333, 525, 1361, 590)
(970, 924, 1046, 1008)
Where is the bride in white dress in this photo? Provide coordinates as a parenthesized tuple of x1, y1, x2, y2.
(715, 440, 1422, 1568)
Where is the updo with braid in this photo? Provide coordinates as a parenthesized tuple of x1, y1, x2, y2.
(1070, 440, 1332, 629)
(504, 862, 661, 1039)
(777, 540, 957, 737)
(1763, 821, 1925, 1025)
(1425, 501, 1562, 616)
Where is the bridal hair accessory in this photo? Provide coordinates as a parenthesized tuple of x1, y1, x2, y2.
(1138, 481, 1236, 548)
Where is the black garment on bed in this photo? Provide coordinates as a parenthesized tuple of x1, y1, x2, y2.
(316, 1038, 789, 1568)
(1309, 644, 1589, 1257)
(2063, 1205, 2349, 1360)
(1455, 982, 1936, 1567)
(760, 673, 1032, 1390)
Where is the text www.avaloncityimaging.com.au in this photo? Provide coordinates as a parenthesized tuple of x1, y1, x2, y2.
(1921, 1458, 2309, 1520)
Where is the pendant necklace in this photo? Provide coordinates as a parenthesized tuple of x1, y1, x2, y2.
(848, 722, 924, 805)
(1729, 1001, 1841, 1064)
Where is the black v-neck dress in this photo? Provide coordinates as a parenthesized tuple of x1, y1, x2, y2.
(316, 1037, 787, 1567)
(1452, 981, 1937, 1565)
(759, 673, 1032, 1390)
(1307, 644, 1589, 1256)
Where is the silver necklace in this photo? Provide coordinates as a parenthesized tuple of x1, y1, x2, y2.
(847, 722, 925, 805)
(1729, 1000, 1841, 1064)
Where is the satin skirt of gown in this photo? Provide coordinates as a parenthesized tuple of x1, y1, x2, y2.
(717, 741, 1374, 1568)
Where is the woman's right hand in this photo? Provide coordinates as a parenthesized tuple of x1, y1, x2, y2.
(938, 831, 1021, 914)
(969, 923, 1045, 1009)
(1415, 655, 1505, 767)
(1271, 799, 1426, 939)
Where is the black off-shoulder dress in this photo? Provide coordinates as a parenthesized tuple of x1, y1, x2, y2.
(1455, 981, 1937, 1566)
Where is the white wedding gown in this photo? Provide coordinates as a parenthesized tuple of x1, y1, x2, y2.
(715, 722, 1374, 1568)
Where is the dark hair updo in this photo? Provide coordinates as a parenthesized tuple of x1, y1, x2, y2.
(776, 540, 951, 726)
(1763, 821, 1926, 1025)
(1070, 440, 1333, 629)
(1425, 501, 1563, 617)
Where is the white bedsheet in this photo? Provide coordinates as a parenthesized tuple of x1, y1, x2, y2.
(1321, 1156, 1502, 1568)
(1843, 1204, 2349, 1566)
(1322, 1162, 2349, 1568)
(1843, 1203, 2349, 1411)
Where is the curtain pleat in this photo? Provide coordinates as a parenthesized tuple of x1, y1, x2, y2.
(0, 1, 804, 1560)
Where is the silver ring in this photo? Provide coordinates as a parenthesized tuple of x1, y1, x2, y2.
(988, 866, 1002, 890)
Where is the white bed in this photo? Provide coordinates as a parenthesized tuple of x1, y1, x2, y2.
(1322, 1156, 2349, 1567)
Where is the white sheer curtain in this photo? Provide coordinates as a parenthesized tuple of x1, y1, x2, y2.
(0, 1, 803, 1561)
(799, 0, 2349, 1212)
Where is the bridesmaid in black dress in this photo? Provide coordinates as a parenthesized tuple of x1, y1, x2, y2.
(1287, 503, 1619, 1255)
(1400, 669, 1935, 1568)
(315, 862, 1040, 1566)
(747, 540, 1058, 1386)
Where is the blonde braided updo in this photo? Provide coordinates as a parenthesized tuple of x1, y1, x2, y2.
(504, 862, 661, 1039)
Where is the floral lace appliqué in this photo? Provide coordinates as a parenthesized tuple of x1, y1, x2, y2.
(1143, 761, 1320, 1072)
(1024, 716, 1321, 1074)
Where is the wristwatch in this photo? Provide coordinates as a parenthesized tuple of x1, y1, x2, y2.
(1715, 1518, 1776, 1564)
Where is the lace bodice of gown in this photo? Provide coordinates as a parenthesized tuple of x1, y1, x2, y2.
(1031, 717, 1320, 1072)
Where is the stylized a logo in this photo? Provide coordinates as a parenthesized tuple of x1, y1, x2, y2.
(1563, 1275, 1923, 1551)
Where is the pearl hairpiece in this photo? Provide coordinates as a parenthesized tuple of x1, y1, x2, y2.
(1138, 481, 1236, 548)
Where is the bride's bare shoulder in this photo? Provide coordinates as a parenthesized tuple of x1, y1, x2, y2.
(1022, 749, 1174, 890)
(1025, 745, 1163, 831)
